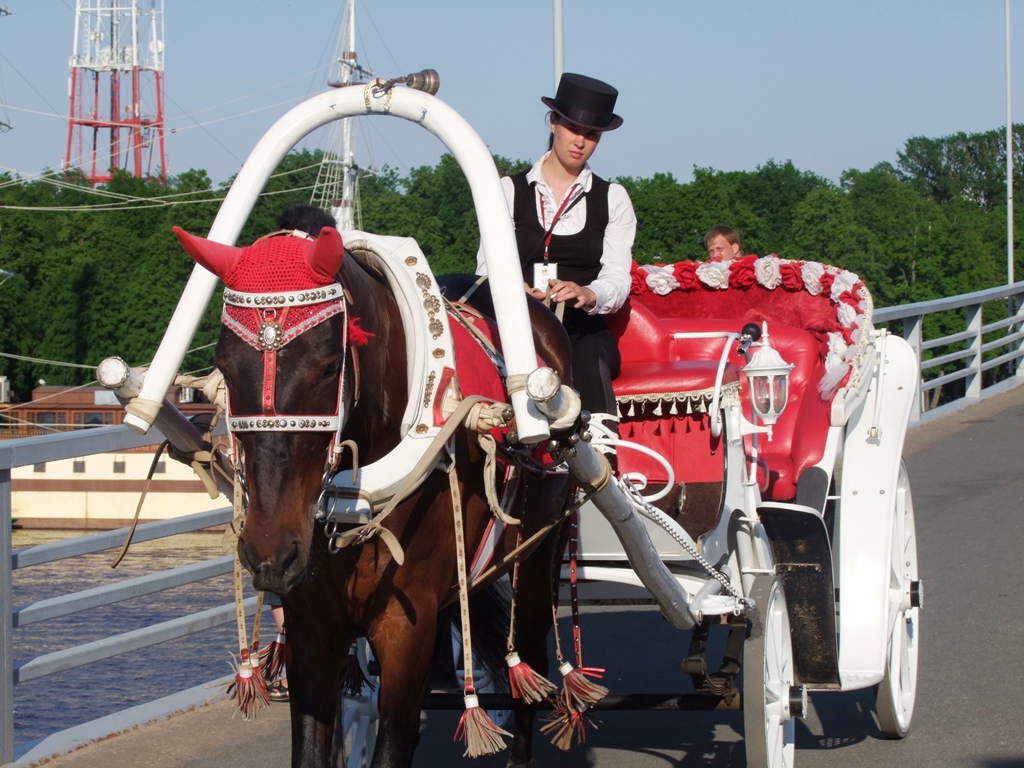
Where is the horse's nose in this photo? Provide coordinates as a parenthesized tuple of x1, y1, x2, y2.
(237, 535, 307, 594)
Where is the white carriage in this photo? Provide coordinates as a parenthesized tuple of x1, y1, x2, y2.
(111, 73, 920, 768)
(568, 260, 921, 767)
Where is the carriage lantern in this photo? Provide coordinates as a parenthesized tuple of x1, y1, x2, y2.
(742, 322, 794, 440)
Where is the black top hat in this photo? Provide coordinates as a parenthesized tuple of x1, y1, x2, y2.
(541, 73, 623, 132)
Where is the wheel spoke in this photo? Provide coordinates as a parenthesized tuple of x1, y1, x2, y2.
(876, 461, 920, 739)
(744, 575, 796, 768)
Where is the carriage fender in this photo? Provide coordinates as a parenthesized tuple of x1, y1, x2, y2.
(835, 333, 918, 688)
(758, 502, 841, 688)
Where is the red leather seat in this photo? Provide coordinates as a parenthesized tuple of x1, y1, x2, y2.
(609, 299, 834, 501)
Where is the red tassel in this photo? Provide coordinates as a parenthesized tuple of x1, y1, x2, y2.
(506, 651, 556, 704)
(226, 648, 269, 720)
(540, 698, 588, 751)
(258, 632, 286, 682)
(541, 663, 607, 751)
(558, 661, 608, 709)
(340, 647, 374, 698)
(454, 693, 512, 757)
(348, 317, 374, 346)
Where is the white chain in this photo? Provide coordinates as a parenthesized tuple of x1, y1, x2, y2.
(618, 478, 743, 600)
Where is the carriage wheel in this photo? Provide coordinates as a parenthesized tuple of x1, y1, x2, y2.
(875, 460, 920, 739)
(743, 574, 797, 768)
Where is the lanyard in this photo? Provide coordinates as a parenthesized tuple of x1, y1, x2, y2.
(538, 183, 580, 261)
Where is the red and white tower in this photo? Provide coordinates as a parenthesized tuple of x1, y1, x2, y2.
(65, 0, 166, 185)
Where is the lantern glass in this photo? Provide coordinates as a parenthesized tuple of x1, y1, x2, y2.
(742, 323, 794, 429)
(751, 374, 773, 418)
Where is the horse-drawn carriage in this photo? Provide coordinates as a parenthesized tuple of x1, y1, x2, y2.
(101, 74, 920, 768)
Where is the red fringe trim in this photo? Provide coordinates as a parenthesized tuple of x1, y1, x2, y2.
(226, 649, 269, 720)
(506, 652, 556, 704)
(541, 700, 590, 751)
(454, 694, 511, 758)
(540, 662, 608, 751)
(559, 662, 608, 708)
(257, 633, 286, 682)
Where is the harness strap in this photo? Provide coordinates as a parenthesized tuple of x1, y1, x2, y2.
(449, 465, 476, 692)
(328, 394, 514, 563)
(476, 432, 520, 526)
(261, 349, 278, 414)
(110, 440, 169, 569)
(505, 374, 529, 396)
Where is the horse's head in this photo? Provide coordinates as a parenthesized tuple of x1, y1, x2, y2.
(175, 225, 355, 593)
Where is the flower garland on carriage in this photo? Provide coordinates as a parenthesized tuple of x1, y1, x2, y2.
(629, 253, 874, 401)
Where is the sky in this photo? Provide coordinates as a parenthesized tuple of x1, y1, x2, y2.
(0, 1, 1021, 189)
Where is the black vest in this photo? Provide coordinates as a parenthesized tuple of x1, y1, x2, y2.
(511, 171, 610, 334)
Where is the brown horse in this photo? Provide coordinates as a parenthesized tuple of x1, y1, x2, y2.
(174, 223, 575, 768)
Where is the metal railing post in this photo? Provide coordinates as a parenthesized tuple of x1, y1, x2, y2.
(966, 303, 983, 400)
(1012, 291, 1024, 377)
(1, 467, 14, 765)
(902, 313, 924, 421)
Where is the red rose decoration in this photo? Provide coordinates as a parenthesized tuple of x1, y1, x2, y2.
(673, 260, 700, 290)
(729, 258, 756, 289)
(838, 292, 860, 309)
(629, 263, 650, 295)
(819, 271, 836, 295)
(780, 261, 804, 291)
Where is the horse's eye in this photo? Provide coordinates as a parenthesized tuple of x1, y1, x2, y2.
(322, 359, 343, 381)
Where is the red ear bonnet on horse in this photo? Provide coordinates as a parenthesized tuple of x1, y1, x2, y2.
(173, 225, 349, 352)
(172, 225, 344, 291)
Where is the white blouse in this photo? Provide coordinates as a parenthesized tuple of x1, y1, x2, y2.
(476, 152, 636, 316)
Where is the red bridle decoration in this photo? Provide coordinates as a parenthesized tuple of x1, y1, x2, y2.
(173, 226, 372, 467)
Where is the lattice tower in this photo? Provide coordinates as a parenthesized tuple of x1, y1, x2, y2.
(65, 0, 166, 185)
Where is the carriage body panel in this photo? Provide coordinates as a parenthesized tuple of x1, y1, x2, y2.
(834, 332, 918, 689)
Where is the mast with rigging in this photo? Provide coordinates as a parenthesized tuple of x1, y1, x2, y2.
(309, 0, 373, 230)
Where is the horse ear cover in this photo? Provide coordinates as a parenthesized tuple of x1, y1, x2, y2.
(308, 227, 344, 282)
(172, 226, 344, 284)
(172, 226, 240, 279)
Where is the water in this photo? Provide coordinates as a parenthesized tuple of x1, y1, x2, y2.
(10, 528, 260, 751)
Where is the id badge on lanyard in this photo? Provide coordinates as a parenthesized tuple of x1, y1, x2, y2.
(533, 184, 578, 291)
(533, 261, 558, 291)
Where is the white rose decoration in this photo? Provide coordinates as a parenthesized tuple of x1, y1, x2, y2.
(697, 260, 731, 290)
(754, 256, 782, 290)
(644, 264, 679, 296)
(801, 262, 824, 295)
(830, 270, 860, 302)
(836, 302, 858, 327)
(826, 331, 848, 367)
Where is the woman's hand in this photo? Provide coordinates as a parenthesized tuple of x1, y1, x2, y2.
(547, 279, 596, 309)
(525, 281, 548, 300)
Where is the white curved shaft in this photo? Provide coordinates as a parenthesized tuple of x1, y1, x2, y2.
(126, 83, 547, 443)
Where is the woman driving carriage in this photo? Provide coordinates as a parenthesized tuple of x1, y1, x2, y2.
(475, 72, 637, 456)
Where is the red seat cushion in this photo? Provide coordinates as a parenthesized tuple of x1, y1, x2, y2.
(608, 299, 834, 501)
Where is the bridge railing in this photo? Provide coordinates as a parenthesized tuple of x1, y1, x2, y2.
(0, 426, 247, 766)
(873, 280, 1024, 423)
(4, 283, 1024, 765)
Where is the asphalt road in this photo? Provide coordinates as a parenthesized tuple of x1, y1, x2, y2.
(30, 386, 1024, 768)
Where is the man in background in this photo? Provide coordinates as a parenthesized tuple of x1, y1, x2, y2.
(704, 224, 743, 262)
